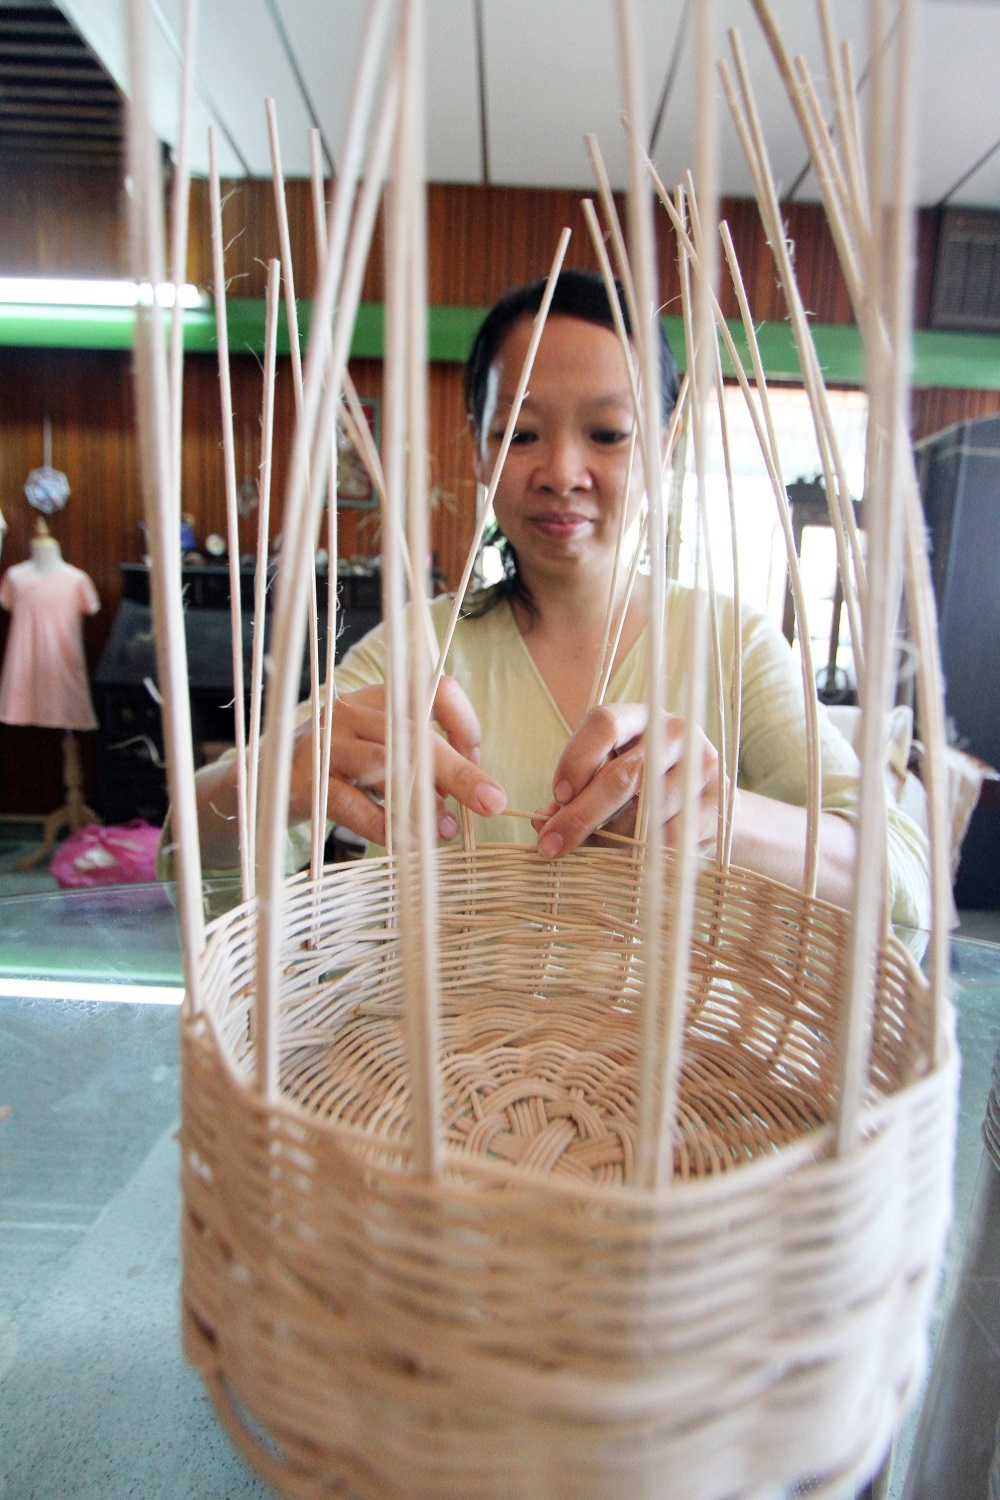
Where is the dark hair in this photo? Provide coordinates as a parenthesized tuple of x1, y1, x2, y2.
(464, 267, 680, 440)
(462, 268, 680, 619)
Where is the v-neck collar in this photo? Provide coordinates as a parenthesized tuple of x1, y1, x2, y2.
(500, 599, 649, 736)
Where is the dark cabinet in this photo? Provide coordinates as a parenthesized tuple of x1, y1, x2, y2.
(917, 414, 1000, 908)
(94, 565, 382, 825)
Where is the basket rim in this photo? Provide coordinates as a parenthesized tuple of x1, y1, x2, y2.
(190, 844, 945, 1210)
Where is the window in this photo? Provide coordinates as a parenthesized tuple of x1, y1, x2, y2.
(674, 384, 868, 695)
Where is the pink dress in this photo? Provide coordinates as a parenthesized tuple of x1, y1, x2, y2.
(0, 561, 100, 729)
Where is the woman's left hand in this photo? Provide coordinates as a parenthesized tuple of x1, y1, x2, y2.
(532, 703, 723, 858)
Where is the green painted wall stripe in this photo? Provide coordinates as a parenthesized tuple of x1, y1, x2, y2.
(1, 297, 999, 390)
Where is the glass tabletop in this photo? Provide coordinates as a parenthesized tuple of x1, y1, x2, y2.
(0, 884, 998, 1499)
(0, 878, 239, 995)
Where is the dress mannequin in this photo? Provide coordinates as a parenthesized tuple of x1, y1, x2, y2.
(0, 524, 100, 728)
(28, 530, 65, 574)
(0, 522, 101, 866)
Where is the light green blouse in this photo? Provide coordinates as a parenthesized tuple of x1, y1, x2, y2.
(169, 584, 929, 932)
(327, 587, 930, 930)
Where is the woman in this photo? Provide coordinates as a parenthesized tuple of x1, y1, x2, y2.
(194, 270, 929, 930)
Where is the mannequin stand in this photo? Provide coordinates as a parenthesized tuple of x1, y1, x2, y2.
(17, 731, 98, 871)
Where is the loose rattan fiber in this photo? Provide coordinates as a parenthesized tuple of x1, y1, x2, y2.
(181, 846, 956, 1500)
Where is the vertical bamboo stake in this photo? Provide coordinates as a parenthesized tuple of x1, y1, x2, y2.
(837, 0, 916, 1152)
(614, 0, 675, 1190)
(427, 229, 571, 686)
(265, 98, 325, 883)
(588, 419, 638, 711)
(645, 158, 823, 887)
(247, 258, 280, 884)
(665, 403, 687, 582)
(343, 367, 440, 842)
(841, 38, 871, 219)
(379, 0, 440, 1174)
(815, 0, 872, 252)
(584, 133, 639, 335)
(866, 0, 887, 308)
(126, 0, 204, 1010)
(381, 23, 415, 1152)
(402, 0, 441, 1174)
(747, 0, 864, 309)
(579, 194, 642, 709)
(342, 371, 437, 665)
(254, 0, 396, 1099)
(680, 175, 743, 870)
(316, 68, 403, 860)
(792, 57, 856, 247)
(711, 339, 741, 871)
(580, 198, 642, 412)
(308, 128, 340, 854)
(208, 126, 251, 904)
(594, 380, 689, 707)
(653, 0, 717, 1185)
(749, 0, 952, 1042)
(719, 42, 868, 689)
(678, 180, 727, 869)
(167, 0, 198, 530)
(719, 228, 822, 896)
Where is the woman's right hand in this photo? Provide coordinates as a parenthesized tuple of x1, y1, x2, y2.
(288, 675, 508, 846)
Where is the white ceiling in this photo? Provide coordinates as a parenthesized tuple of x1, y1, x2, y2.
(58, 0, 1000, 208)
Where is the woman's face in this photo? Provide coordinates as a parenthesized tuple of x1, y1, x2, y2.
(474, 314, 643, 588)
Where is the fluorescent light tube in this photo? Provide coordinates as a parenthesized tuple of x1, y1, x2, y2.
(0, 277, 207, 309)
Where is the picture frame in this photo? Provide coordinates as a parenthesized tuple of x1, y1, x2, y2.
(335, 395, 380, 509)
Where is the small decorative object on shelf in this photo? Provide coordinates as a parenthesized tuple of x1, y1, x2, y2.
(237, 420, 260, 517)
(336, 394, 380, 508)
(23, 416, 70, 516)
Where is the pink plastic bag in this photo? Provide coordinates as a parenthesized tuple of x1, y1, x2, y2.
(50, 820, 162, 888)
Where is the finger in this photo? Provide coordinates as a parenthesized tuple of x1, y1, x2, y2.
(430, 736, 507, 818)
(324, 782, 387, 846)
(290, 710, 382, 823)
(436, 792, 458, 841)
(432, 674, 482, 764)
(326, 738, 387, 790)
(660, 740, 720, 826)
(538, 743, 645, 857)
(531, 799, 560, 832)
(332, 701, 394, 747)
(664, 797, 718, 850)
(551, 703, 649, 806)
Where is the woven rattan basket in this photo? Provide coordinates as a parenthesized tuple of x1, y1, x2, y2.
(125, 0, 959, 1494)
(179, 851, 955, 1498)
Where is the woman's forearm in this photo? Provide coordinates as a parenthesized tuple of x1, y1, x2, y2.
(730, 789, 857, 910)
(194, 755, 243, 870)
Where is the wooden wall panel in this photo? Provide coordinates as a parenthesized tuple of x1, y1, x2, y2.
(185, 179, 861, 327)
(0, 163, 127, 277)
(911, 385, 1000, 443)
(186, 176, 323, 302)
(0, 162, 994, 815)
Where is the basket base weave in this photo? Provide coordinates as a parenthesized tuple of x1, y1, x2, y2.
(278, 983, 831, 1183)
